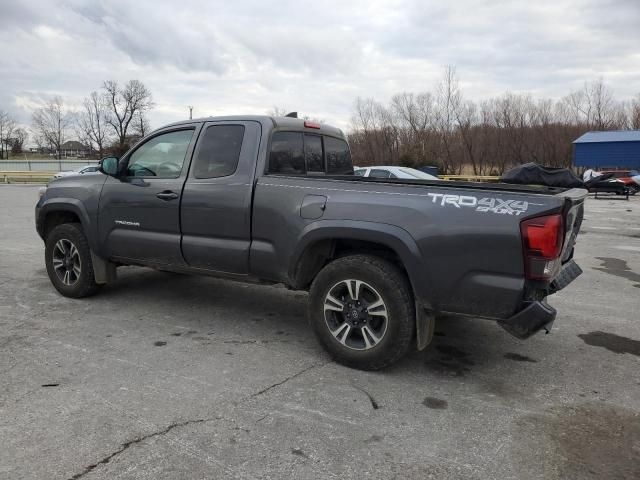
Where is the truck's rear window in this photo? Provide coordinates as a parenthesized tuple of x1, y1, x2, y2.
(305, 134, 323, 173)
(268, 131, 352, 175)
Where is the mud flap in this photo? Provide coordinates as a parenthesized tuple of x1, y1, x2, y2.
(91, 251, 117, 284)
(416, 304, 435, 351)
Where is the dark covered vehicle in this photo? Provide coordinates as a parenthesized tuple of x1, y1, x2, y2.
(36, 116, 587, 370)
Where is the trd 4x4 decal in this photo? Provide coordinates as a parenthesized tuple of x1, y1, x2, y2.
(426, 193, 530, 216)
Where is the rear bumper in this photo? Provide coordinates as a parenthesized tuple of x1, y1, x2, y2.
(498, 260, 582, 339)
(498, 301, 556, 339)
(549, 260, 582, 294)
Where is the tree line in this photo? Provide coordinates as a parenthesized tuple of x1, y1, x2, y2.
(0, 79, 153, 160)
(348, 67, 640, 174)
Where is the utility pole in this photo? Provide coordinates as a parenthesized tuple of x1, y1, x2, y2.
(188, 106, 193, 120)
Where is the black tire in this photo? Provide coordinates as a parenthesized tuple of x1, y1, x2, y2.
(309, 254, 415, 370)
(45, 223, 102, 298)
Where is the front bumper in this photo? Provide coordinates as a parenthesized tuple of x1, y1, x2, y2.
(498, 260, 582, 339)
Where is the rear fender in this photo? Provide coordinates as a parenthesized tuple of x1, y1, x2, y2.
(290, 220, 434, 309)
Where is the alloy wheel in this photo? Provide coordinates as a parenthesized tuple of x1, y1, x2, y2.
(323, 279, 388, 350)
(52, 239, 81, 286)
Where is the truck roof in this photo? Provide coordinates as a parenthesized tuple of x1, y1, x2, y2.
(160, 115, 345, 138)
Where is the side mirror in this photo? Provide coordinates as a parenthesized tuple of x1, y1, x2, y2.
(100, 156, 119, 176)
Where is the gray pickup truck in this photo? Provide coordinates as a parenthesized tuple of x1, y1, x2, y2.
(36, 115, 586, 370)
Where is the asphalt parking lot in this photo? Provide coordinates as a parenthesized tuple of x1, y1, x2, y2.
(1, 185, 639, 480)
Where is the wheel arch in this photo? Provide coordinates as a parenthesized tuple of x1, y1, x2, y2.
(289, 220, 434, 309)
(38, 200, 93, 246)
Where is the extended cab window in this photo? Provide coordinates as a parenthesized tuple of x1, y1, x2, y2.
(269, 132, 305, 174)
(127, 129, 194, 178)
(192, 125, 245, 179)
(325, 137, 353, 175)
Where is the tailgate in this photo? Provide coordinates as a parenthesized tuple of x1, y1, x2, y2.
(556, 188, 588, 263)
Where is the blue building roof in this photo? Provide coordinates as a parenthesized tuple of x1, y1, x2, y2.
(573, 130, 640, 144)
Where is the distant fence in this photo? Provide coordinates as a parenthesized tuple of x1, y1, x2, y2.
(0, 159, 99, 172)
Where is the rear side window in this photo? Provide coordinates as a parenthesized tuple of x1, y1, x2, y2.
(305, 134, 324, 173)
(192, 125, 244, 179)
(370, 169, 391, 178)
(325, 137, 352, 175)
(269, 132, 305, 174)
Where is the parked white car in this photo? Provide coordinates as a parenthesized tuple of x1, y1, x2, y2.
(353, 166, 439, 180)
(53, 165, 101, 179)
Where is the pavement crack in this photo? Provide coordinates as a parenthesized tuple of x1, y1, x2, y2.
(352, 383, 380, 409)
(67, 417, 212, 480)
(250, 361, 329, 398)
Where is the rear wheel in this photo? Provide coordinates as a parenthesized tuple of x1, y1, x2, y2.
(45, 223, 101, 298)
(309, 254, 415, 370)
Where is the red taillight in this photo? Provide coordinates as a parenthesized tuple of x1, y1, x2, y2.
(521, 214, 564, 280)
(304, 120, 321, 129)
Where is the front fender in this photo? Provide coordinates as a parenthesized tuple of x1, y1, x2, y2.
(37, 198, 97, 250)
(290, 220, 434, 308)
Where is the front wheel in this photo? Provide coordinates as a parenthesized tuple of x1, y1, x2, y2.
(45, 223, 101, 298)
(309, 255, 415, 370)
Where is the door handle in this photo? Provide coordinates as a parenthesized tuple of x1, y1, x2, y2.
(156, 191, 179, 201)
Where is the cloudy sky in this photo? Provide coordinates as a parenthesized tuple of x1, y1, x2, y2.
(1, 0, 639, 133)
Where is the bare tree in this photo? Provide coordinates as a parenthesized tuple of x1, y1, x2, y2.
(267, 106, 290, 117)
(435, 66, 464, 174)
(0, 110, 16, 159)
(559, 79, 624, 129)
(103, 79, 153, 154)
(131, 111, 151, 139)
(11, 128, 28, 154)
(584, 78, 620, 129)
(629, 94, 640, 129)
(31, 97, 71, 160)
(76, 91, 110, 158)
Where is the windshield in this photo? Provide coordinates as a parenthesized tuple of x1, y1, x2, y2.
(398, 167, 438, 180)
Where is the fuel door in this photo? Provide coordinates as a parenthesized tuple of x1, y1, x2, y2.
(300, 194, 327, 220)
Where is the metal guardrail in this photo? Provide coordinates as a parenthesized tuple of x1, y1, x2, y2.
(439, 175, 500, 181)
(2, 171, 56, 183)
(0, 160, 98, 172)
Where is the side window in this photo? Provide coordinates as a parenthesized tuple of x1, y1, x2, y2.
(353, 168, 366, 176)
(192, 125, 245, 179)
(269, 132, 305, 174)
(127, 129, 194, 178)
(304, 134, 324, 173)
(325, 137, 353, 175)
(370, 169, 391, 178)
